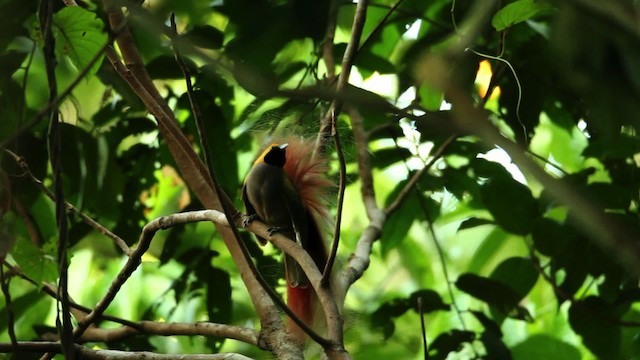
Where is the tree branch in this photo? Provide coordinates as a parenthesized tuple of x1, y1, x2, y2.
(336, 107, 386, 305)
(315, 0, 370, 155)
(0, 342, 253, 359)
(95, 3, 283, 345)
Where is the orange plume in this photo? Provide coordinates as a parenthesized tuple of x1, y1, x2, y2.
(267, 136, 334, 342)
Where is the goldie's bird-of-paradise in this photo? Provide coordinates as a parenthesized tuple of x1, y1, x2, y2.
(242, 138, 333, 342)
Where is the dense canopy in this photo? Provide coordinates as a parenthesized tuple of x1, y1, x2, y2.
(1, 0, 640, 359)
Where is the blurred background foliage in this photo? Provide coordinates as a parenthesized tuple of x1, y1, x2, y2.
(1, 0, 640, 359)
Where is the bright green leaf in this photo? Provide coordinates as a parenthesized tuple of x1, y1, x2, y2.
(492, 0, 552, 31)
(11, 237, 58, 285)
(53, 6, 107, 76)
(512, 334, 582, 360)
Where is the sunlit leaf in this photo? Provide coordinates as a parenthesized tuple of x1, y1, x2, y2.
(492, 0, 553, 31)
(52, 6, 107, 76)
(11, 237, 58, 285)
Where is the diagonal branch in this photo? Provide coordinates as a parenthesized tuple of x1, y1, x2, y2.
(96, 3, 282, 340)
(315, 0, 370, 155)
(336, 107, 386, 304)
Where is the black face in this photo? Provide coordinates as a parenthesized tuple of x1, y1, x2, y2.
(263, 145, 286, 167)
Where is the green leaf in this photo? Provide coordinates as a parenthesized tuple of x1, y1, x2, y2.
(569, 296, 621, 359)
(583, 134, 640, 160)
(490, 257, 538, 300)
(53, 6, 107, 76)
(371, 147, 412, 169)
(380, 179, 420, 256)
(430, 330, 475, 360)
(531, 218, 572, 257)
(492, 0, 552, 31)
(467, 227, 514, 274)
(409, 289, 450, 313)
(480, 177, 539, 235)
(371, 297, 411, 340)
(455, 273, 522, 315)
(585, 182, 632, 210)
(11, 237, 58, 285)
(481, 330, 513, 359)
(182, 25, 224, 50)
(458, 217, 494, 231)
(511, 334, 582, 360)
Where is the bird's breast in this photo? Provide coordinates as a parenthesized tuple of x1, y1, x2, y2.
(245, 163, 296, 227)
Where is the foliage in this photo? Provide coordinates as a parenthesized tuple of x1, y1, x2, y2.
(1, 0, 640, 359)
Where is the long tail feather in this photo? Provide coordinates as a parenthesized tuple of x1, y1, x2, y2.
(276, 136, 334, 341)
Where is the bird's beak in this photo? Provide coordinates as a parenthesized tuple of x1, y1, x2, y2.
(279, 143, 288, 149)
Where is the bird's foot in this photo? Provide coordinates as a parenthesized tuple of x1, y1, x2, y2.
(266, 226, 284, 236)
(242, 214, 259, 228)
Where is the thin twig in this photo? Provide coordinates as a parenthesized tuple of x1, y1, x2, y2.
(315, 0, 370, 155)
(384, 134, 456, 215)
(1, 37, 113, 149)
(1, 259, 261, 343)
(322, 0, 340, 80)
(169, 14, 214, 184)
(336, 107, 387, 303)
(167, 13, 333, 352)
(417, 297, 430, 360)
(0, 263, 18, 351)
(39, 0, 74, 358)
(321, 109, 346, 286)
(356, 0, 407, 58)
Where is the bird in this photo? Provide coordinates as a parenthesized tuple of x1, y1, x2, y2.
(242, 138, 332, 342)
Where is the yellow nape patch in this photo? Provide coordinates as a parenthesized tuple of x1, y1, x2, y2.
(254, 143, 283, 165)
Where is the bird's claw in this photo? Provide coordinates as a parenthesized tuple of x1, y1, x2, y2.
(266, 226, 283, 236)
(242, 214, 258, 228)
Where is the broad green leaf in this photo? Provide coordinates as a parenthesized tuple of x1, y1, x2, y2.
(511, 334, 582, 360)
(418, 82, 445, 111)
(371, 297, 411, 339)
(569, 296, 621, 359)
(490, 257, 538, 300)
(583, 134, 640, 160)
(458, 217, 494, 231)
(481, 330, 513, 359)
(456, 273, 522, 315)
(467, 227, 514, 274)
(11, 237, 58, 285)
(371, 147, 412, 169)
(480, 177, 539, 235)
(430, 330, 475, 360)
(585, 182, 632, 210)
(52, 6, 107, 76)
(182, 25, 224, 50)
(380, 179, 420, 256)
(409, 289, 450, 313)
(531, 218, 572, 257)
(492, 0, 552, 31)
